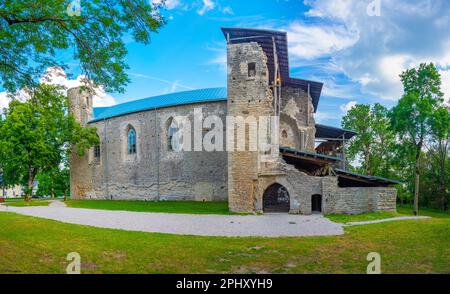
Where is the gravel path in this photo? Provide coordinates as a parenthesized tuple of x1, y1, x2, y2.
(0, 204, 344, 237)
(345, 216, 431, 226)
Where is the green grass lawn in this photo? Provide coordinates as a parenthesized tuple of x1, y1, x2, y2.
(0, 207, 448, 274)
(326, 206, 450, 223)
(65, 199, 232, 214)
(4, 199, 51, 207)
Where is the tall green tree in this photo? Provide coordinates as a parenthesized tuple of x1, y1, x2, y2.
(390, 63, 445, 215)
(36, 167, 70, 198)
(428, 106, 450, 210)
(0, 0, 165, 93)
(0, 84, 98, 200)
(342, 103, 395, 177)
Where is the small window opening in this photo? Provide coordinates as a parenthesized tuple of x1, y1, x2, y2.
(94, 145, 101, 159)
(248, 62, 256, 77)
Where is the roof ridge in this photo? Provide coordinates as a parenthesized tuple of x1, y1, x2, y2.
(90, 87, 227, 122)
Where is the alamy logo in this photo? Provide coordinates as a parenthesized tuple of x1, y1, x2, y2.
(67, 0, 81, 17)
(366, 252, 381, 274)
(169, 107, 280, 163)
(66, 252, 81, 274)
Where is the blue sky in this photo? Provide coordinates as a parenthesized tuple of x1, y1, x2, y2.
(2, 0, 450, 127)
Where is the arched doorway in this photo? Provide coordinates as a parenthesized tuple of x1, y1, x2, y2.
(263, 183, 290, 213)
(311, 194, 322, 213)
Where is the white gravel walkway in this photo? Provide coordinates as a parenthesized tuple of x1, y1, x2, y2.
(0, 204, 344, 237)
(345, 216, 431, 226)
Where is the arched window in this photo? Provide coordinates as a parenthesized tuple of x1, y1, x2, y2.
(167, 118, 179, 151)
(128, 127, 137, 154)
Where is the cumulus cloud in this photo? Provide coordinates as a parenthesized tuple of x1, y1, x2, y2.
(286, 21, 359, 60)
(152, 0, 180, 10)
(340, 101, 357, 114)
(439, 69, 450, 104)
(0, 92, 10, 112)
(300, 0, 450, 100)
(0, 67, 116, 110)
(40, 67, 116, 107)
(197, 0, 215, 15)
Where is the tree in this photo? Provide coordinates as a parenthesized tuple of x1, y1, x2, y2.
(342, 103, 395, 177)
(0, 84, 98, 200)
(36, 167, 70, 198)
(390, 63, 444, 215)
(428, 106, 450, 210)
(0, 0, 165, 93)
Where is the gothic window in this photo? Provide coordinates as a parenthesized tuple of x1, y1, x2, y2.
(281, 130, 288, 138)
(167, 118, 179, 151)
(128, 127, 137, 154)
(248, 62, 256, 77)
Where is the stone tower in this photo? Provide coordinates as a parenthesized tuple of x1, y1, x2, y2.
(68, 87, 94, 199)
(226, 42, 275, 213)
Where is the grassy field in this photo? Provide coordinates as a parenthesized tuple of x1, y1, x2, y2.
(4, 199, 51, 207)
(326, 206, 449, 223)
(65, 199, 232, 214)
(0, 207, 448, 274)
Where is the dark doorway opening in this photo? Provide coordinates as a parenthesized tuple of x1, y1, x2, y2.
(311, 194, 322, 213)
(263, 183, 290, 213)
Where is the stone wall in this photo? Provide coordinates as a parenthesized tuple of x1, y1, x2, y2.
(226, 42, 276, 213)
(280, 86, 316, 151)
(68, 88, 94, 199)
(321, 176, 397, 214)
(69, 92, 228, 201)
(284, 165, 397, 215)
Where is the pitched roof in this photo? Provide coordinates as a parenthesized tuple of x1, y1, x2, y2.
(91, 87, 227, 122)
(221, 27, 323, 112)
(315, 124, 357, 140)
(335, 168, 402, 186)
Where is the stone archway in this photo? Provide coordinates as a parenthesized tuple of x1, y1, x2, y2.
(312, 194, 322, 213)
(263, 183, 290, 213)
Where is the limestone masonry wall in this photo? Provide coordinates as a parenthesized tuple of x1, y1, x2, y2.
(69, 91, 228, 201)
(226, 41, 275, 213)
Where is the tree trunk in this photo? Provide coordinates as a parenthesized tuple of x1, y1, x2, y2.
(25, 167, 36, 202)
(364, 146, 371, 176)
(438, 141, 447, 211)
(26, 177, 34, 202)
(413, 150, 421, 216)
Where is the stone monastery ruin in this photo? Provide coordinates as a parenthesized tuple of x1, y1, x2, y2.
(70, 28, 399, 214)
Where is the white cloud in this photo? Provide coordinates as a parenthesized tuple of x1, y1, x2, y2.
(40, 67, 116, 107)
(315, 111, 338, 123)
(340, 101, 357, 114)
(222, 6, 233, 15)
(197, 0, 215, 15)
(439, 69, 450, 103)
(0, 92, 10, 112)
(302, 0, 450, 100)
(152, 0, 180, 10)
(0, 67, 116, 110)
(286, 22, 359, 60)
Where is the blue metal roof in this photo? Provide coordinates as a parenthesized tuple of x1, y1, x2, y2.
(90, 87, 227, 122)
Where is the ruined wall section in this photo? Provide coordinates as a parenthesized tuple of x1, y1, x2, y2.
(227, 42, 276, 213)
(68, 87, 94, 199)
(279, 86, 316, 151)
